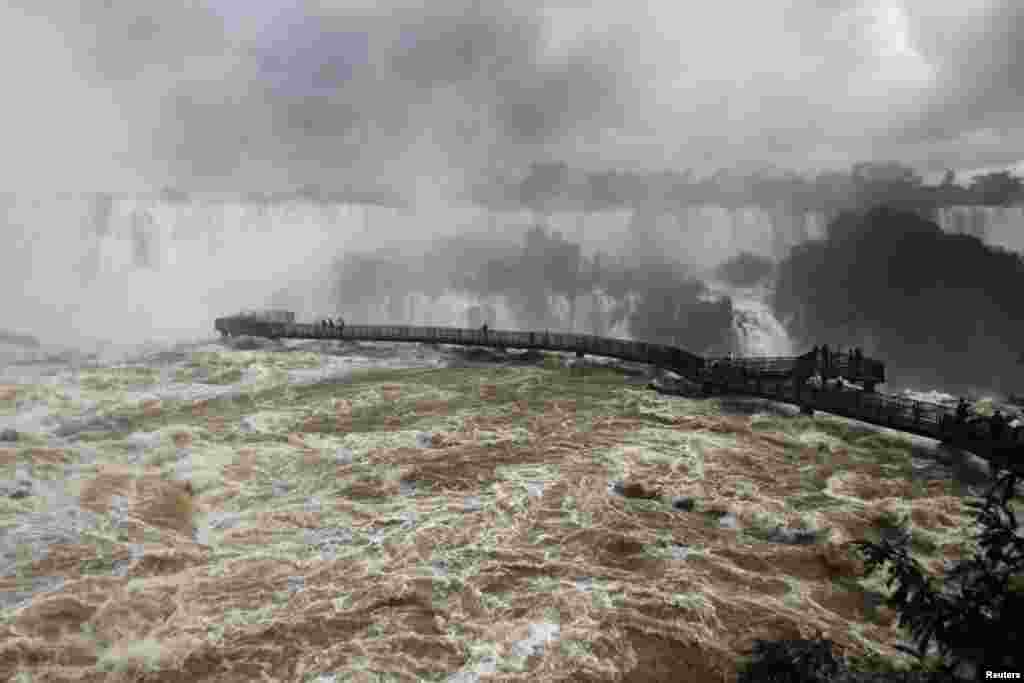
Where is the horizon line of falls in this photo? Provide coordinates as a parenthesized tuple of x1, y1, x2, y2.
(3, 194, 1018, 350)
(930, 205, 1024, 252)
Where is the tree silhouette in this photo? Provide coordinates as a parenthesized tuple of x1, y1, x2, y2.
(854, 471, 1024, 679)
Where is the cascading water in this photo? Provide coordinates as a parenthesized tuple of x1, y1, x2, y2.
(932, 205, 1024, 254)
(730, 295, 796, 356)
(542, 204, 828, 266)
(7, 193, 1017, 355)
(341, 280, 789, 359)
(700, 281, 796, 357)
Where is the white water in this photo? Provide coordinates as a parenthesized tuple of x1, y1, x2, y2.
(932, 205, 1024, 254)
(6, 194, 1018, 355)
(730, 295, 796, 357)
(4, 195, 811, 349)
(700, 281, 796, 357)
(539, 204, 829, 266)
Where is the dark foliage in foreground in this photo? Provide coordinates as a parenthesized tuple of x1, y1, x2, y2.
(740, 470, 1022, 682)
(737, 637, 942, 682)
(737, 637, 845, 682)
(853, 471, 1023, 680)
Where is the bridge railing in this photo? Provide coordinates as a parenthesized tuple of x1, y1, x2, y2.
(806, 354, 886, 383)
(703, 352, 886, 384)
(268, 322, 706, 376)
(215, 315, 1024, 458)
(706, 357, 803, 377)
(217, 317, 883, 389)
(708, 367, 953, 433)
(803, 384, 955, 435)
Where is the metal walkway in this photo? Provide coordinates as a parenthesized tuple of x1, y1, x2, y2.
(214, 314, 1023, 475)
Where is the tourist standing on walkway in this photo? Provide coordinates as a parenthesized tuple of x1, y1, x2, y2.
(956, 398, 969, 424)
(990, 410, 1007, 440)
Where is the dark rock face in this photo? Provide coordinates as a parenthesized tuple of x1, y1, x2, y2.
(0, 428, 19, 442)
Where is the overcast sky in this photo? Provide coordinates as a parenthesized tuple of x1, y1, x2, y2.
(2, 0, 1021, 196)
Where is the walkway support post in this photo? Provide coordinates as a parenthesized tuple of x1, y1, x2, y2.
(794, 371, 814, 415)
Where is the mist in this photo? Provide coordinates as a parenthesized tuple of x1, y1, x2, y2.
(329, 223, 736, 355)
(773, 206, 1024, 398)
(3, 0, 1023, 193)
(2, 1, 1023, 374)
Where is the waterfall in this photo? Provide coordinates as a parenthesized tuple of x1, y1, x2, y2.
(542, 205, 828, 267)
(1, 195, 374, 347)
(371, 285, 788, 357)
(18, 196, 794, 343)
(702, 281, 796, 357)
(933, 205, 1024, 254)
(730, 295, 796, 356)
(1, 194, 886, 352)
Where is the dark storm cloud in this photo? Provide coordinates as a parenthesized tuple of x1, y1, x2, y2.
(903, 1, 1024, 131)
(0, 0, 628, 194)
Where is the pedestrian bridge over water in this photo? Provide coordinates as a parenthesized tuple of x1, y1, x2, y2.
(214, 313, 1023, 476)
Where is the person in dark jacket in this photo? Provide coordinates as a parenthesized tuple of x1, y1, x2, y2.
(821, 344, 830, 373)
(335, 316, 344, 331)
(955, 398, 969, 424)
(990, 410, 1007, 440)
